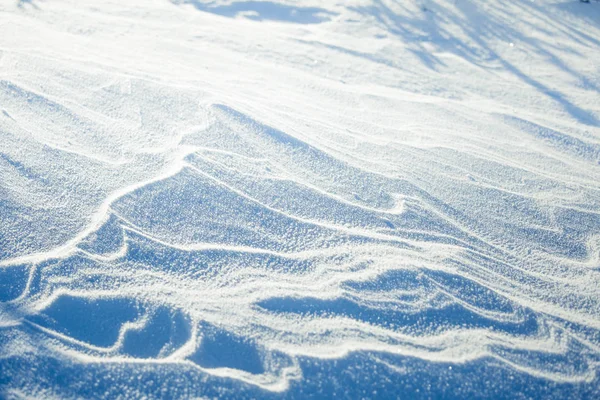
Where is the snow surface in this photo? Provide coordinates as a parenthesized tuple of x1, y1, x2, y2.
(0, 0, 600, 398)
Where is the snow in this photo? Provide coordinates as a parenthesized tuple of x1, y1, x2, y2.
(0, 0, 599, 398)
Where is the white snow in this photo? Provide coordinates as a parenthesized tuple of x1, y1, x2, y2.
(0, 0, 599, 397)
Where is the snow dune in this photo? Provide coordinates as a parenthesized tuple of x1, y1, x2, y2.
(1, 0, 599, 398)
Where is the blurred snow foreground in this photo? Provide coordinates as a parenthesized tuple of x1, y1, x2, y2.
(1, 0, 600, 398)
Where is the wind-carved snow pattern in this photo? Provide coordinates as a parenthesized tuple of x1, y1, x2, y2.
(1, 0, 599, 398)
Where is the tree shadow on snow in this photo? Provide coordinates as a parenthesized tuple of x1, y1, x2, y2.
(17, 0, 39, 9)
(554, 0, 600, 28)
(347, 0, 599, 127)
(172, 0, 337, 24)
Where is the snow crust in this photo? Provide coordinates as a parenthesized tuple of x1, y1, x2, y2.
(1, 0, 599, 398)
